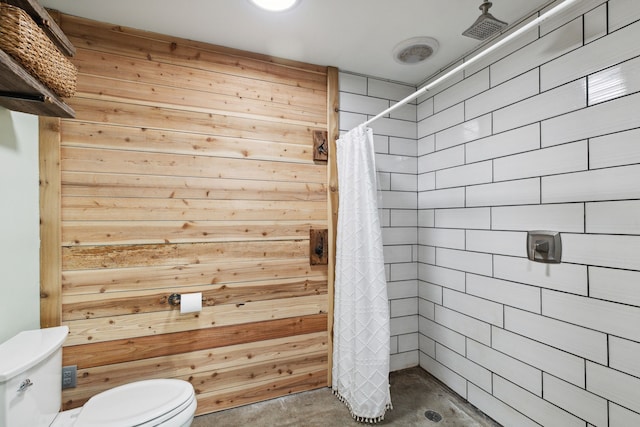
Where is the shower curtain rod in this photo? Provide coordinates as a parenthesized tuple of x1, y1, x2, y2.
(362, 0, 580, 127)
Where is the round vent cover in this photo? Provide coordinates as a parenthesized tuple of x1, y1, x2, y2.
(393, 37, 439, 65)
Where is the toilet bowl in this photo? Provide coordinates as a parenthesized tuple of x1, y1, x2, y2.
(0, 326, 197, 427)
(51, 378, 197, 427)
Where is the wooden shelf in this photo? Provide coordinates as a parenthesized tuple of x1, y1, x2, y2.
(0, 0, 75, 118)
(0, 48, 75, 118)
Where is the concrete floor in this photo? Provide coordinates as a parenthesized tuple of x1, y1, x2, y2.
(192, 367, 501, 426)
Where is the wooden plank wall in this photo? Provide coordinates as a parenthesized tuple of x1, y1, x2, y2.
(49, 13, 331, 415)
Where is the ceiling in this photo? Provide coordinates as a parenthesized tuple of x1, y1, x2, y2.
(40, 0, 554, 85)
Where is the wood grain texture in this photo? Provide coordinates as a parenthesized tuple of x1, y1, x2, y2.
(72, 333, 327, 388)
(61, 257, 325, 294)
(61, 197, 327, 221)
(62, 241, 309, 270)
(63, 315, 327, 368)
(63, 332, 327, 411)
(62, 277, 328, 320)
(71, 48, 325, 115)
(46, 12, 330, 415)
(75, 73, 326, 126)
(59, 15, 326, 90)
(195, 369, 327, 414)
(61, 198, 323, 223)
(66, 98, 318, 146)
(62, 220, 325, 246)
(60, 121, 318, 162)
(326, 66, 340, 384)
(39, 117, 62, 327)
(61, 146, 326, 183)
(63, 294, 328, 346)
(61, 171, 327, 201)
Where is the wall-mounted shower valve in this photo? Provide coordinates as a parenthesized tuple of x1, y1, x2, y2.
(527, 231, 562, 264)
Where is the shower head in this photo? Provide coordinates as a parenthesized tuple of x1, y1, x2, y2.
(462, 0, 508, 40)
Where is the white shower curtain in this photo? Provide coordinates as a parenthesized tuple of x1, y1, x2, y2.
(332, 124, 392, 423)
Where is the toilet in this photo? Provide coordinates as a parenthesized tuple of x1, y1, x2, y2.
(0, 326, 197, 427)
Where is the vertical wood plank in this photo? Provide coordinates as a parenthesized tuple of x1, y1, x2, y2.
(39, 116, 62, 327)
(326, 66, 339, 385)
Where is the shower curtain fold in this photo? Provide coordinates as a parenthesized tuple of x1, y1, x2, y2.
(332, 124, 392, 423)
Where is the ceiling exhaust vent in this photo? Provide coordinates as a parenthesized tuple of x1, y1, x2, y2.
(393, 37, 439, 65)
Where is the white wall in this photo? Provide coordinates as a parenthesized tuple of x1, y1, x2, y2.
(418, 0, 640, 425)
(338, 72, 420, 372)
(0, 108, 40, 343)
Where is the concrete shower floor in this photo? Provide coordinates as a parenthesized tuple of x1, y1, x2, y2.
(191, 367, 500, 426)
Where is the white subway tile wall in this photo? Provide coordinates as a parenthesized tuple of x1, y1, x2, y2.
(340, 2, 640, 420)
(584, 3, 608, 44)
(436, 343, 493, 392)
(467, 383, 541, 427)
(435, 304, 492, 346)
(493, 375, 585, 427)
(467, 340, 542, 396)
(542, 373, 608, 427)
(339, 72, 418, 372)
(416, 2, 640, 425)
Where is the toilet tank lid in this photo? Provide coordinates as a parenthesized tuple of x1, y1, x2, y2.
(0, 326, 69, 382)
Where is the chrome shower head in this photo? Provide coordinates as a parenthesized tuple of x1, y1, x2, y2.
(462, 0, 508, 40)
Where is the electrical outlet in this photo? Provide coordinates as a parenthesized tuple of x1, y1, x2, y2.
(62, 365, 77, 389)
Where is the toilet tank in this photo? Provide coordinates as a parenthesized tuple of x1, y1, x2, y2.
(0, 326, 69, 427)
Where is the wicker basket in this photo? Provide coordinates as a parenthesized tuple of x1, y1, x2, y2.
(0, 2, 76, 97)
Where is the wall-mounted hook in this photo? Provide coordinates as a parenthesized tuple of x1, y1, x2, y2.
(313, 130, 329, 162)
(314, 235, 325, 257)
(310, 229, 328, 265)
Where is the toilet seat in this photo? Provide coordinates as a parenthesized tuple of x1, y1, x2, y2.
(73, 379, 196, 427)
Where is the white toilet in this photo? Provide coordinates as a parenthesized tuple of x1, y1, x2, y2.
(0, 326, 197, 427)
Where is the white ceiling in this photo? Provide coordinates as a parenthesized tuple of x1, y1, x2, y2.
(40, 0, 555, 85)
